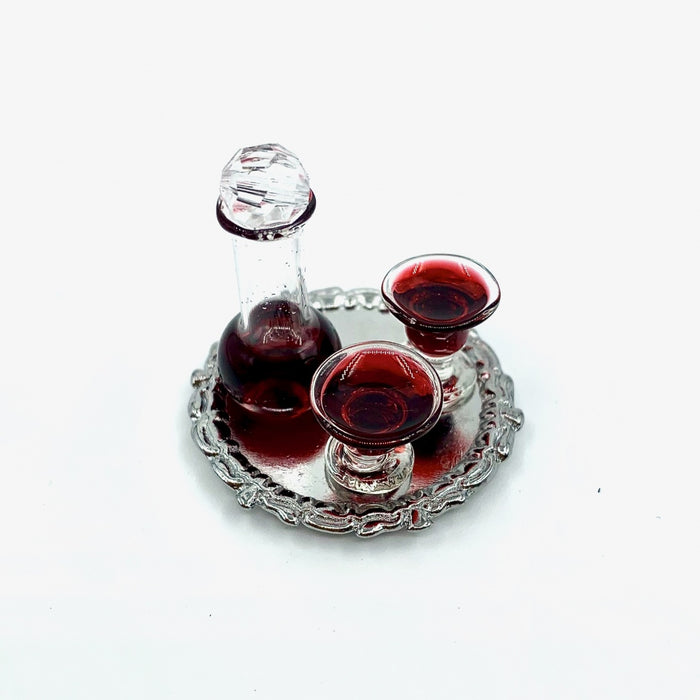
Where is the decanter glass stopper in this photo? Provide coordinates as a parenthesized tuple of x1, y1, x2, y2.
(219, 143, 312, 233)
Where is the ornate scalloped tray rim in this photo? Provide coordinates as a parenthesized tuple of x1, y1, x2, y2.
(189, 288, 524, 537)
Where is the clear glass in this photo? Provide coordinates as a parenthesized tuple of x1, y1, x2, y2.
(232, 232, 312, 330)
(310, 341, 443, 499)
(381, 254, 501, 412)
(219, 143, 311, 231)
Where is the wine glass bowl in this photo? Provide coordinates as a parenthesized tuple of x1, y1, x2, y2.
(310, 341, 443, 499)
(381, 254, 501, 411)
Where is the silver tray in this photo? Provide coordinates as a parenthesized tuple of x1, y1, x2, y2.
(188, 288, 524, 537)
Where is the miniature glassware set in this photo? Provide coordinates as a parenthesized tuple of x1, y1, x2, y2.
(213, 143, 504, 501)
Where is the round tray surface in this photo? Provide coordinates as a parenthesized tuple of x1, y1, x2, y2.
(189, 288, 523, 537)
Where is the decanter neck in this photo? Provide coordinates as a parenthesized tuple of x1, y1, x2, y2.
(231, 229, 312, 330)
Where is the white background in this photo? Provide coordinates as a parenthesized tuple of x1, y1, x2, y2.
(1, 1, 699, 697)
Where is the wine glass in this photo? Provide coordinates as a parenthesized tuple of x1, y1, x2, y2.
(310, 341, 443, 499)
(381, 254, 501, 412)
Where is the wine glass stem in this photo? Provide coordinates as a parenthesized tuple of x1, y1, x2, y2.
(407, 347, 477, 411)
(344, 446, 390, 474)
(427, 354, 459, 383)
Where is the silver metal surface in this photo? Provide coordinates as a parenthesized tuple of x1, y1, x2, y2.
(189, 288, 524, 537)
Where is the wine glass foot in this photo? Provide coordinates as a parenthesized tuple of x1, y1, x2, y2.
(324, 439, 413, 500)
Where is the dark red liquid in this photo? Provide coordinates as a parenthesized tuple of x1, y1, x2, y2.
(405, 327, 469, 357)
(218, 299, 341, 417)
(386, 258, 497, 356)
(391, 259, 490, 328)
(315, 347, 439, 449)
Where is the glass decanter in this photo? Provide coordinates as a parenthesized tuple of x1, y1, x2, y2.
(216, 143, 341, 417)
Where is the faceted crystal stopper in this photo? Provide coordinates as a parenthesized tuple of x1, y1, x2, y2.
(219, 143, 311, 231)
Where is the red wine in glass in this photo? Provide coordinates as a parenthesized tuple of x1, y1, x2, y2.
(392, 258, 490, 323)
